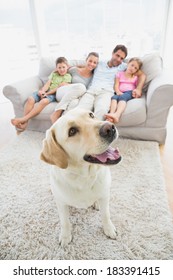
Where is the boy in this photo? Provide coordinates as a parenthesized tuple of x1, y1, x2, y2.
(11, 57, 71, 133)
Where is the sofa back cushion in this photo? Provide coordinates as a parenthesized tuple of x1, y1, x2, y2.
(39, 53, 163, 90)
(140, 53, 163, 91)
(38, 57, 85, 84)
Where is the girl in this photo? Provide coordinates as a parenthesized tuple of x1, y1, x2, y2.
(105, 57, 143, 123)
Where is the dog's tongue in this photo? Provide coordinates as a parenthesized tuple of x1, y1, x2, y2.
(94, 147, 120, 163)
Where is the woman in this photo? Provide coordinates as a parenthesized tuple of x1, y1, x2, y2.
(51, 52, 99, 123)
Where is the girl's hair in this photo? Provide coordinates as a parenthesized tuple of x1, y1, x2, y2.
(86, 52, 99, 60)
(128, 57, 143, 69)
(55, 57, 68, 66)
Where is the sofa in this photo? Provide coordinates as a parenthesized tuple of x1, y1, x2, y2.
(3, 53, 173, 144)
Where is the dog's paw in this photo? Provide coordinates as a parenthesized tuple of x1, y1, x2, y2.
(103, 222, 117, 239)
(59, 232, 72, 247)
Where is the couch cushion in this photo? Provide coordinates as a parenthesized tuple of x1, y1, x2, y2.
(38, 57, 56, 84)
(116, 96, 146, 127)
(38, 57, 85, 84)
(39, 54, 162, 89)
(141, 53, 163, 92)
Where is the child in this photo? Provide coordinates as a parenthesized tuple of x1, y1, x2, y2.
(11, 57, 72, 133)
(105, 57, 143, 123)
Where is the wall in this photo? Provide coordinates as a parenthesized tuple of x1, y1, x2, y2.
(163, 0, 173, 69)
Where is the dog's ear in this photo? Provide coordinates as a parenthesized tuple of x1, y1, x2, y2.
(40, 128, 68, 169)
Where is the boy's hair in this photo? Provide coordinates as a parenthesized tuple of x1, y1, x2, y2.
(55, 57, 68, 66)
(113, 45, 128, 58)
(128, 57, 143, 69)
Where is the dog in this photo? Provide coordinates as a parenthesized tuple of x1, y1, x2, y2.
(40, 108, 121, 246)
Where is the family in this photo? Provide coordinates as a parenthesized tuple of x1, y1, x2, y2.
(11, 44, 146, 132)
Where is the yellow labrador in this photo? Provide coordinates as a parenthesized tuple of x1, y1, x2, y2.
(40, 108, 121, 246)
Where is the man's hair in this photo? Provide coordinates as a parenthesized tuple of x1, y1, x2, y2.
(112, 45, 128, 58)
(55, 57, 68, 66)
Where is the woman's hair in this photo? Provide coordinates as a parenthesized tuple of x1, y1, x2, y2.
(55, 57, 68, 66)
(85, 52, 99, 73)
(86, 52, 99, 60)
(128, 57, 143, 69)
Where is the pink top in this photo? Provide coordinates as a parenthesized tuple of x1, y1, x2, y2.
(116, 71, 138, 92)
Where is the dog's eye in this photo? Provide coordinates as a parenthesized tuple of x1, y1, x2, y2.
(89, 112, 94, 118)
(68, 127, 78, 137)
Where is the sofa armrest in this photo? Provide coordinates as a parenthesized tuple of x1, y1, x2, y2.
(3, 75, 43, 104)
(3, 76, 43, 117)
(145, 69, 173, 127)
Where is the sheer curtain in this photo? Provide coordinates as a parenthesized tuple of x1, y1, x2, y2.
(40, 0, 169, 59)
(0, 0, 38, 84)
(0, 0, 170, 87)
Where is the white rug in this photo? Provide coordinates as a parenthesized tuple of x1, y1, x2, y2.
(0, 131, 173, 260)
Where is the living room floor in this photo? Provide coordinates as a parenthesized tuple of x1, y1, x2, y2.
(1, 97, 173, 217)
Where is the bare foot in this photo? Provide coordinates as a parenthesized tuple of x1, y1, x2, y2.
(105, 116, 114, 123)
(105, 113, 120, 123)
(11, 119, 28, 134)
(11, 118, 26, 126)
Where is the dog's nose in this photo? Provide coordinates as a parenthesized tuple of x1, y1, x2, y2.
(99, 123, 117, 142)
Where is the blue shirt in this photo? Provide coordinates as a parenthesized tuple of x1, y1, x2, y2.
(88, 61, 127, 92)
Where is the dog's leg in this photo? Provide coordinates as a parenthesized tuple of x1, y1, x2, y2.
(99, 197, 117, 239)
(57, 203, 72, 247)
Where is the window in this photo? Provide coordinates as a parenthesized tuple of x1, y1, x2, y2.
(0, 0, 170, 86)
(0, 0, 38, 84)
(42, 0, 169, 59)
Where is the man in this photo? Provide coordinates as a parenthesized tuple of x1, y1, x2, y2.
(78, 44, 146, 120)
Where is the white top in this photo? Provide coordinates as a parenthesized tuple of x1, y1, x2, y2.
(88, 61, 127, 92)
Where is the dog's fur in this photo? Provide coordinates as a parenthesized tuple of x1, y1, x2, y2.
(40, 108, 121, 246)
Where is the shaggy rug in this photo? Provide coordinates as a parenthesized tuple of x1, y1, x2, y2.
(0, 131, 173, 260)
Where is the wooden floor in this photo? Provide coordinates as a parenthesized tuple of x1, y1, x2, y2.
(1, 99, 173, 216)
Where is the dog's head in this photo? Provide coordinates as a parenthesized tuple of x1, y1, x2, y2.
(40, 108, 121, 169)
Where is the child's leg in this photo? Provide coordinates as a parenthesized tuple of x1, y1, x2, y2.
(50, 109, 63, 123)
(113, 100, 127, 122)
(23, 95, 36, 116)
(112, 91, 132, 122)
(11, 98, 50, 127)
(105, 101, 127, 123)
(105, 91, 132, 123)
(11, 95, 36, 130)
(104, 97, 118, 122)
(109, 99, 118, 113)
